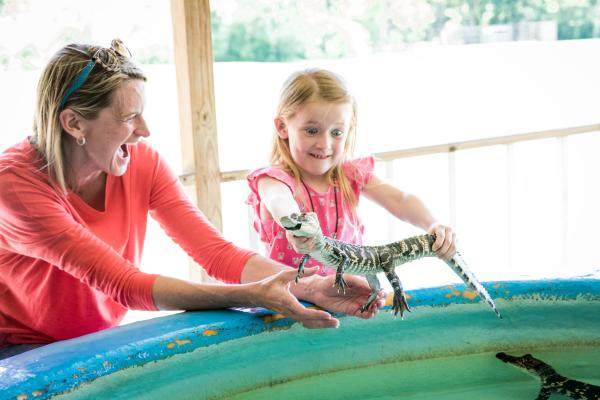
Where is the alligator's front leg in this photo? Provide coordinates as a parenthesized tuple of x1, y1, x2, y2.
(295, 254, 311, 283)
(384, 268, 410, 317)
(360, 273, 381, 313)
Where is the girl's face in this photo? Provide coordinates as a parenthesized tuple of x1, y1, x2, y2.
(277, 100, 353, 185)
(78, 79, 150, 177)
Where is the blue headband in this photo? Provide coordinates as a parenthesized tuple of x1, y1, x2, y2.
(59, 59, 96, 110)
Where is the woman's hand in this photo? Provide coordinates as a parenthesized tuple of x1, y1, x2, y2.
(251, 266, 340, 328)
(427, 223, 457, 261)
(239, 255, 384, 328)
(293, 272, 385, 319)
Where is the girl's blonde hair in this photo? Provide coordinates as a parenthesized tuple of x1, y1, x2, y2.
(31, 41, 146, 192)
(271, 68, 358, 209)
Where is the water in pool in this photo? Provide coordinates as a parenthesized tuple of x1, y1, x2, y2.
(228, 346, 600, 399)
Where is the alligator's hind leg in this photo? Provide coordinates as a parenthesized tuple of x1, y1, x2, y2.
(334, 255, 349, 294)
(360, 274, 381, 313)
(384, 269, 410, 317)
(295, 254, 311, 283)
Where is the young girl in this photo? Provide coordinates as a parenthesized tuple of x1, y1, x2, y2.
(247, 69, 456, 277)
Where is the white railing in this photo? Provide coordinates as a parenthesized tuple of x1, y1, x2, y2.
(211, 123, 600, 289)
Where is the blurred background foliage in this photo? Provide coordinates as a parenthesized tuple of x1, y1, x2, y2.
(1, 0, 599, 69)
(210, 0, 600, 61)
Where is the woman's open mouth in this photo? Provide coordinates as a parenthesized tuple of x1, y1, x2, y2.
(118, 144, 130, 159)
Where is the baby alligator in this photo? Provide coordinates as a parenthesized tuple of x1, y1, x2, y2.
(496, 352, 600, 399)
(280, 212, 500, 318)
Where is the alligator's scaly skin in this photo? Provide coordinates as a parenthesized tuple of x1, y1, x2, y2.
(280, 212, 500, 318)
(496, 352, 600, 399)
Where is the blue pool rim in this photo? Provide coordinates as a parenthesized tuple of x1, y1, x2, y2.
(2, 278, 599, 399)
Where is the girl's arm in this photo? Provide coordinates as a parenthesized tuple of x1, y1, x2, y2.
(362, 173, 456, 260)
(256, 176, 301, 222)
(256, 177, 315, 254)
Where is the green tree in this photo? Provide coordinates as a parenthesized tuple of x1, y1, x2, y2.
(555, 0, 600, 39)
(211, 0, 369, 61)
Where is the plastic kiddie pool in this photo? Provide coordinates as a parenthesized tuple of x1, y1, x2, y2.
(2, 279, 599, 399)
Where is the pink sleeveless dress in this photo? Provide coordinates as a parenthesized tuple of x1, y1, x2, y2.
(246, 157, 374, 276)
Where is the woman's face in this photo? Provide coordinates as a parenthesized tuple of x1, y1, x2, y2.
(78, 79, 150, 177)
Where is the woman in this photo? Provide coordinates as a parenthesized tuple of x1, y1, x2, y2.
(0, 40, 383, 359)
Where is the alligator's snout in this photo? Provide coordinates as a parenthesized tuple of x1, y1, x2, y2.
(496, 352, 532, 366)
(286, 223, 302, 231)
(280, 215, 301, 230)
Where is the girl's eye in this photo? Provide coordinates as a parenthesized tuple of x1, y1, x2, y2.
(305, 127, 318, 135)
(331, 129, 344, 137)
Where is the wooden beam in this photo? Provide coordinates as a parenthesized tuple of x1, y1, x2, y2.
(170, 0, 222, 231)
(170, 0, 219, 283)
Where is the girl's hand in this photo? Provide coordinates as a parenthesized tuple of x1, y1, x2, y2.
(252, 266, 340, 328)
(427, 223, 457, 261)
(285, 231, 316, 254)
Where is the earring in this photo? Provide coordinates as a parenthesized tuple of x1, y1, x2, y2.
(76, 136, 86, 146)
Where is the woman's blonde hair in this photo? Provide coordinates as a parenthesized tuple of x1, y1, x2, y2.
(271, 68, 358, 209)
(31, 41, 146, 192)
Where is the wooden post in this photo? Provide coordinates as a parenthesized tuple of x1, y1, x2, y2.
(170, 0, 220, 281)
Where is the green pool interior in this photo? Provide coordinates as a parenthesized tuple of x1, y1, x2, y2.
(228, 346, 600, 400)
(57, 297, 600, 400)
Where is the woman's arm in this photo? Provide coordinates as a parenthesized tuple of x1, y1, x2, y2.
(362, 173, 456, 260)
(152, 266, 341, 329)
(152, 253, 383, 328)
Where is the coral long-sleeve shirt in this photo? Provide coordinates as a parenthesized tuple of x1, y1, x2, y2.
(0, 139, 254, 346)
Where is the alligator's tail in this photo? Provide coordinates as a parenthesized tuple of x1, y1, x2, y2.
(390, 234, 501, 318)
(446, 252, 501, 318)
